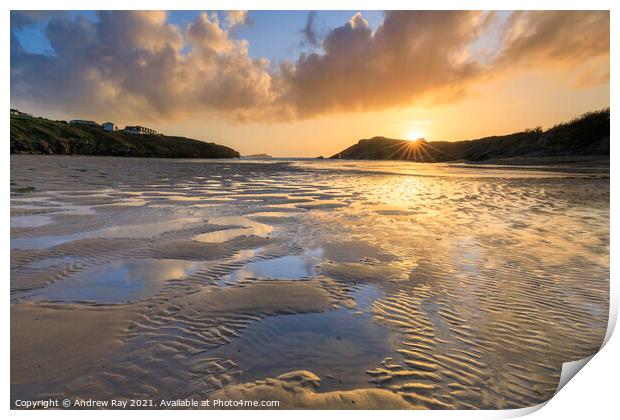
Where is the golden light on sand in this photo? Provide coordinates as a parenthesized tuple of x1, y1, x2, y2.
(406, 131, 423, 141)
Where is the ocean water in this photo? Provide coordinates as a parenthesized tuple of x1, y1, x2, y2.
(10, 155, 609, 409)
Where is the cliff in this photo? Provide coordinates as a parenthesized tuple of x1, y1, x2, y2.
(10, 115, 240, 159)
(331, 109, 609, 163)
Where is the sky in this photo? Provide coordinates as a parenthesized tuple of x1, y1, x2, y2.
(10, 10, 610, 157)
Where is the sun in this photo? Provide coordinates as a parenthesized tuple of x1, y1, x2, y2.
(406, 131, 423, 141)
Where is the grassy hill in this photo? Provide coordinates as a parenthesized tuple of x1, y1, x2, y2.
(10, 115, 240, 158)
(331, 109, 610, 163)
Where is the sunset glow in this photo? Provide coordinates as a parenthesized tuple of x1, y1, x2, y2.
(406, 131, 424, 141)
(9, 7, 611, 412)
(10, 10, 610, 157)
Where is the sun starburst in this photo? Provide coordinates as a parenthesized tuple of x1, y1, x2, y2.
(406, 131, 423, 141)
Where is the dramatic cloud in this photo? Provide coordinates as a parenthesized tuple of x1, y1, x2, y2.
(10, 10, 609, 123)
(496, 11, 609, 67)
(11, 11, 276, 121)
(281, 11, 491, 116)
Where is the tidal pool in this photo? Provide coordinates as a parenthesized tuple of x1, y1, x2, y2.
(218, 252, 320, 285)
(210, 286, 398, 391)
(28, 258, 209, 303)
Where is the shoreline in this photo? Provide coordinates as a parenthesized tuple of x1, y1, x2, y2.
(11, 153, 610, 167)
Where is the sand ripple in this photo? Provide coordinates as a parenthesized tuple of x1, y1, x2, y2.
(10, 156, 608, 409)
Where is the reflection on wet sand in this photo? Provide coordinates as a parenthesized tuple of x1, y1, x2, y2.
(11, 214, 52, 228)
(193, 216, 273, 243)
(10, 155, 609, 409)
(28, 258, 210, 303)
(219, 251, 320, 285)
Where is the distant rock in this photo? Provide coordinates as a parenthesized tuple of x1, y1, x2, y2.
(242, 153, 273, 159)
(330, 109, 609, 163)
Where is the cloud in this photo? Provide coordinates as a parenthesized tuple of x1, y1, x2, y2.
(187, 12, 234, 53)
(10, 11, 60, 53)
(11, 10, 276, 121)
(10, 10, 609, 123)
(496, 11, 609, 67)
(280, 11, 491, 117)
(225, 10, 249, 28)
(10, 10, 59, 30)
(301, 11, 319, 47)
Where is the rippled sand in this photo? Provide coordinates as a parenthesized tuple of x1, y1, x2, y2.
(10, 155, 609, 409)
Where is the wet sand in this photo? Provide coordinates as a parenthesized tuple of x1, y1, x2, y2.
(10, 155, 609, 409)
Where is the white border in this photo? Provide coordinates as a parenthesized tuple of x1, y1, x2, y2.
(3, 1, 617, 419)
(1, 0, 618, 10)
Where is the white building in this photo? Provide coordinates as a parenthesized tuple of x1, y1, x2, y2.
(101, 122, 117, 132)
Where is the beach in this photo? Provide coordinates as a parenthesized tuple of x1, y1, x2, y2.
(10, 155, 609, 409)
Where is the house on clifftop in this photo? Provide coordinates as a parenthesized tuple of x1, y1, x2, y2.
(124, 125, 158, 135)
(10, 109, 32, 117)
(70, 119, 98, 126)
(101, 122, 118, 131)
